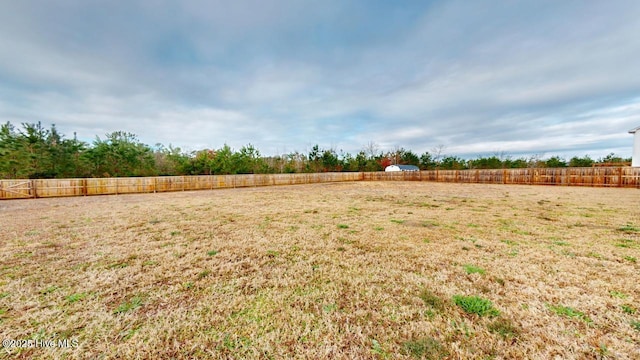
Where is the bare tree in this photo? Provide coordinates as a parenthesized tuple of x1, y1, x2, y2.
(527, 153, 545, 168)
(363, 141, 380, 160)
(493, 150, 508, 161)
(431, 144, 446, 165)
(392, 145, 401, 165)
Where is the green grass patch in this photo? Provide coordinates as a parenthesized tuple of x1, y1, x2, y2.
(39, 286, 58, 295)
(370, 339, 389, 358)
(207, 250, 219, 256)
(422, 220, 439, 227)
(586, 252, 603, 259)
(114, 296, 143, 314)
(621, 304, 636, 314)
(547, 304, 592, 323)
(390, 219, 405, 224)
(631, 320, 640, 331)
(623, 256, 637, 263)
(322, 304, 337, 313)
(66, 293, 87, 303)
(463, 264, 485, 275)
(337, 237, 353, 244)
(615, 239, 637, 248)
(106, 262, 128, 269)
(609, 291, 627, 299)
(618, 224, 640, 233)
(453, 295, 499, 317)
(402, 337, 448, 359)
(337, 224, 349, 229)
(197, 270, 211, 280)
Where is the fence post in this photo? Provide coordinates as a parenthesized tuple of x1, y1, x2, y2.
(83, 179, 88, 196)
(618, 167, 623, 188)
(31, 179, 37, 198)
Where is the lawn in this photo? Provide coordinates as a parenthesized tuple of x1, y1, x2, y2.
(1, 181, 639, 359)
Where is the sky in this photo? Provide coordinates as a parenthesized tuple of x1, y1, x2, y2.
(1, 0, 639, 160)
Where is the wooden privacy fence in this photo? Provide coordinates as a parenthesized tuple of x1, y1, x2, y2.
(1, 167, 639, 200)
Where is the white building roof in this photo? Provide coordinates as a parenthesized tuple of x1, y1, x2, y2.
(629, 126, 640, 134)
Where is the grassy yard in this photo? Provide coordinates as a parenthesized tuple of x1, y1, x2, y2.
(1, 181, 639, 359)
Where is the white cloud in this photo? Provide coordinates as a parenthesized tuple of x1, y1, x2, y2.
(0, 0, 639, 160)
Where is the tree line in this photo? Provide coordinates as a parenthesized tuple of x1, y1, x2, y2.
(0, 122, 631, 179)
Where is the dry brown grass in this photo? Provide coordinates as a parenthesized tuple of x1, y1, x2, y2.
(1, 181, 639, 359)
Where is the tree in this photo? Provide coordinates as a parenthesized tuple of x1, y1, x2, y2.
(0, 122, 29, 178)
(364, 141, 380, 160)
(569, 155, 594, 167)
(544, 156, 567, 168)
(419, 152, 436, 170)
(285, 152, 306, 173)
(307, 145, 322, 173)
(527, 153, 545, 168)
(397, 148, 420, 166)
(233, 144, 266, 174)
(84, 131, 155, 177)
(431, 145, 446, 166)
(503, 157, 528, 168)
(20, 122, 53, 178)
(154, 144, 190, 175)
(468, 156, 503, 169)
(210, 144, 234, 174)
(321, 148, 340, 172)
(440, 156, 467, 170)
(597, 153, 629, 164)
(354, 151, 368, 171)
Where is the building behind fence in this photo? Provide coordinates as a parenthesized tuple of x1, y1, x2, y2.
(1, 167, 639, 200)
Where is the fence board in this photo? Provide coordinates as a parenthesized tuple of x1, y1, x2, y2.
(1, 167, 639, 200)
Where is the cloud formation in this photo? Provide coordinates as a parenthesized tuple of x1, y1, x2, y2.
(1, 0, 639, 159)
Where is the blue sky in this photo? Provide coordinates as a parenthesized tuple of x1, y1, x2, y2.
(1, 0, 639, 160)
